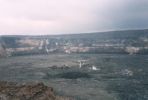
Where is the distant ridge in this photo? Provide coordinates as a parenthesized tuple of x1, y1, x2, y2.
(0, 28, 148, 36)
(0, 29, 148, 57)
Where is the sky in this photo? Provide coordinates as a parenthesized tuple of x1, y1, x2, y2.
(0, 0, 148, 35)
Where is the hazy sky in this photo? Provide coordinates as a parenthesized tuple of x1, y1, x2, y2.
(0, 0, 148, 35)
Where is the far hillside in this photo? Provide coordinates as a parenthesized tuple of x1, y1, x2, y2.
(0, 29, 148, 57)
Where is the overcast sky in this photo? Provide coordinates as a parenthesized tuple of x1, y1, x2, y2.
(0, 0, 148, 35)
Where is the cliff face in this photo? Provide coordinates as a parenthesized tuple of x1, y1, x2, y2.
(0, 36, 43, 57)
(0, 43, 7, 57)
(0, 29, 148, 56)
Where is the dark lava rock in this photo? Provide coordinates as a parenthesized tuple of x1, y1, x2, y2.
(56, 71, 91, 79)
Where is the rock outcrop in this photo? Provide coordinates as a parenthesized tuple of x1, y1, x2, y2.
(0, 81, 56, 100)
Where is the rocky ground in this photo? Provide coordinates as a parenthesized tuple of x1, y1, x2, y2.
(0, 81, 74, 100)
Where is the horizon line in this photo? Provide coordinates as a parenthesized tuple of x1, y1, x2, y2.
(0, 28, 148, 36)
